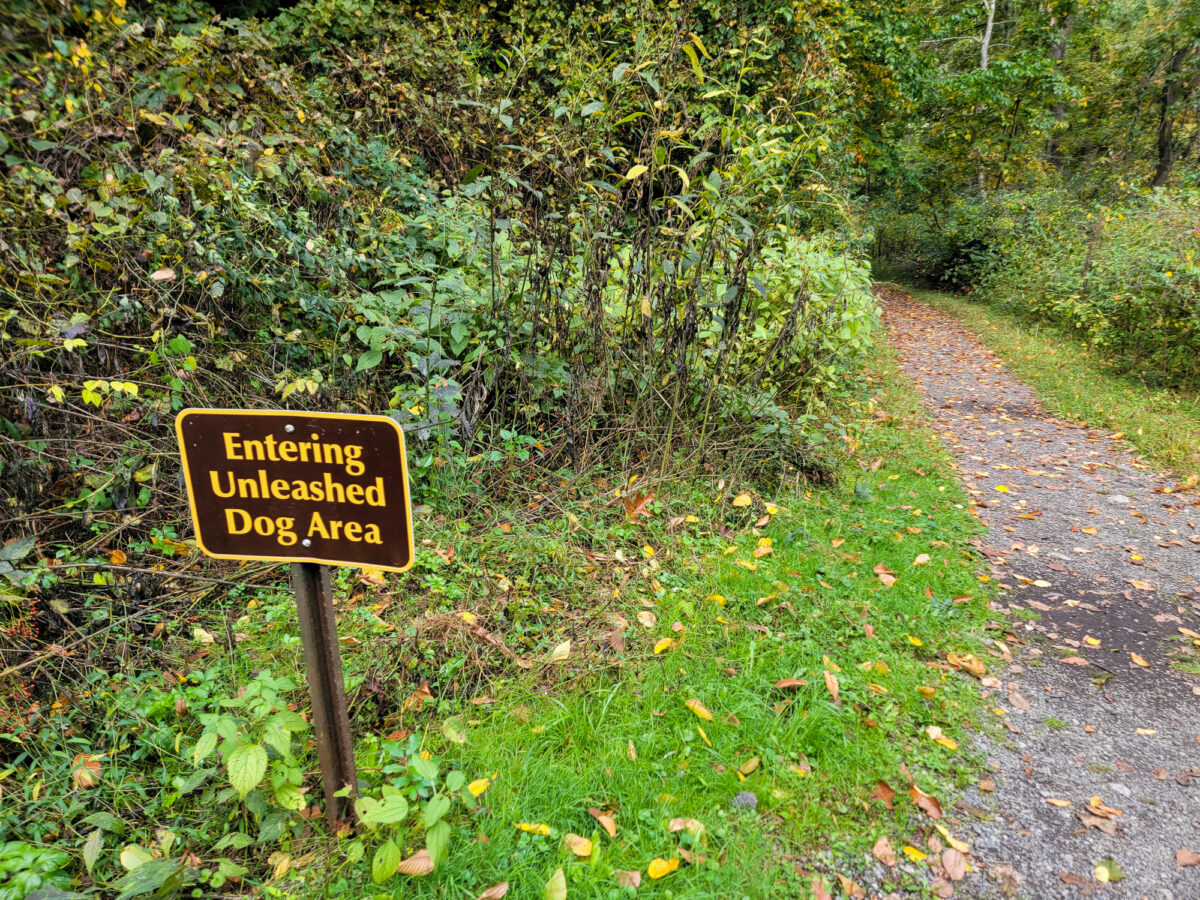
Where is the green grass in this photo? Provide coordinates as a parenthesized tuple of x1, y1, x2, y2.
(1, 341, 997, 899)
(897, 284, 1200, 482)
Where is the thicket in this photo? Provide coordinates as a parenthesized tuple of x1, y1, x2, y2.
(876, 188, 1200, 383)
(869, 0, 1200, 385)
(0, 0, 883, 893)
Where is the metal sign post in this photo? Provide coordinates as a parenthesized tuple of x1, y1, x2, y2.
(176, 409, 413, 830)
(290, 562, 358, 828)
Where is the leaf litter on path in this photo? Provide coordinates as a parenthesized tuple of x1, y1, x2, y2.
(881, 287, 1200, 899)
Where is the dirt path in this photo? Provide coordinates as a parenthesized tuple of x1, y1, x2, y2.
(881, 288, 1200, 899)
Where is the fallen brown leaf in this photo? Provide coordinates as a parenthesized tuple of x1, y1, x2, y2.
(873, 835, 897, 867)
(942, 848, 967, 882)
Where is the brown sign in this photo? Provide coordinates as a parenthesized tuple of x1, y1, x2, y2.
(176, 409, 413, 571)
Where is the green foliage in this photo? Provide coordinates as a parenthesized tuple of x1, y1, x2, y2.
(876, 187, 1200, 385)
(0, 841, 73, 900)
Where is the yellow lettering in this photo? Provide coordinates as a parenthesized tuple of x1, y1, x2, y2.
(276, 517, 296, 545)
(343, 521, 362, 541)
(242, 439, 266, 462)
(236, 477, 259, 499)
(223, 432, 242, 460)
(290, 479, 311, 501)
(278, 440, 297, 462)
(209, 471, 236, 498)
(365, 478, 386, 506)
(225, 508, 252, 535)
(345, 484, 364, 504)
(364, 524, 382, 544)
(270, 478, 291, 500)
(307, 511, 330, 539)
(322, 471, 345, 504)
(344, 444, 364, 476)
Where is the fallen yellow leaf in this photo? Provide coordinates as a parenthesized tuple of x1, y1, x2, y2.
(732, 493, 752, 508)
(1130, 652, 1149, 668)
(467, 777, 491, 797)
(648, 857, 679, 879)
(514, 823, 551, 836)
(685, 698, 714, 721)
(563, 834, 592, 857)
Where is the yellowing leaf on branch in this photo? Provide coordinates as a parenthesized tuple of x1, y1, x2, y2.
(624, 164, 648, 180)
(72, 753, 102, 789)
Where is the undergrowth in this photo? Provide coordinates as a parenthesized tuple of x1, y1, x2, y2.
(0, 341, 999, 898)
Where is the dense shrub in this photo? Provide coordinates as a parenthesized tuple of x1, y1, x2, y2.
(874, 188, 1200, 384)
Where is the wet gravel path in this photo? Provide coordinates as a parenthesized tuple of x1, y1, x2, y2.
(882, 289, 1200, 900)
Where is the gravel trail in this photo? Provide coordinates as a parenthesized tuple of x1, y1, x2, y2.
(882, 288, 1200, 900)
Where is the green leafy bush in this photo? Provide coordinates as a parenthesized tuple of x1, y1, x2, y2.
(875, 188, 1200, 385)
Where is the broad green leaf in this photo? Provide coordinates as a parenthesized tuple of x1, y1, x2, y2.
(372, 839, 401, 884)
(226, 742, 267, 798)
(424, 793, 451, 828)
(112, 859, 184, 900)
(362, 793, 409, 826)
(82, 830, 102, 875)
(409, 753, 438, 782)
(426, 819, 450, 867)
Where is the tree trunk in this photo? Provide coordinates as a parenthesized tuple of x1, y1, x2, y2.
(1153, 45, 1191, 187)
(977, 0, 997, 196)
(980, 0, 996, 70)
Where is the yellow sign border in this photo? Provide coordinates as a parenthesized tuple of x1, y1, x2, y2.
(175, 408, 415, 572)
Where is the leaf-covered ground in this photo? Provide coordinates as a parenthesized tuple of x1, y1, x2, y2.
(883, 286, 1200, 898)
(2, 338, 1003, 899)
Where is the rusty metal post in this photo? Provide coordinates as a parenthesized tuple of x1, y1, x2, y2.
(290, 562, 357, 829)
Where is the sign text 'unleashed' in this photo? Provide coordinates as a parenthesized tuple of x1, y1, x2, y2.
(177, 409, 413, 570)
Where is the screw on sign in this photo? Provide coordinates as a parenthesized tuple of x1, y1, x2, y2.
(176, 409, 414, 828)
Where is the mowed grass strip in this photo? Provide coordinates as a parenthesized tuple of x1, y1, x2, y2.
(322, 341, 994, 898)
(903, 285, 1200, 482)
